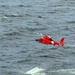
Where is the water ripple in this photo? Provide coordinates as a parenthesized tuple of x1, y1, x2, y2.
(5, 14, 23, 17)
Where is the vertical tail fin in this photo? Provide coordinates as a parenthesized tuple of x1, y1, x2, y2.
(59, 37, 65, 46)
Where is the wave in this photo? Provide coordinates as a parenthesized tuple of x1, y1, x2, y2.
(64, 44, 75, 48)
(5, 31, 21, 36)
(66, 21, 75, 24)
(26, 27, 47, 32)
(4, 14, 23, 17)
(23, 67, 75, 75)
(49, 68, 75, 74)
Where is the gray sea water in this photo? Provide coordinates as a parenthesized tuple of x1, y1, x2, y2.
(0, 0, 75, 75)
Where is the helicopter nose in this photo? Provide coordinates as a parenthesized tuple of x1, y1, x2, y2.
(35, 39, 38, 41)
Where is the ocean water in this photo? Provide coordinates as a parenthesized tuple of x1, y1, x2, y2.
(0, 0, 75, 75)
